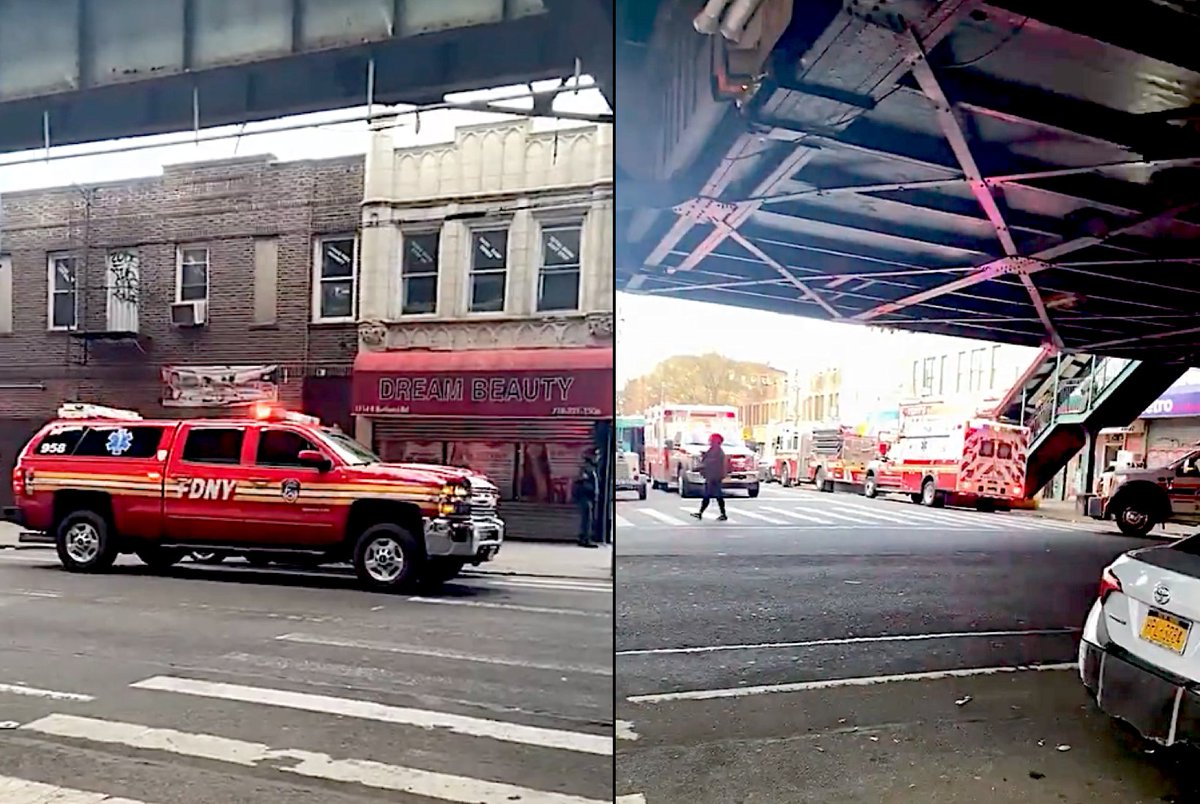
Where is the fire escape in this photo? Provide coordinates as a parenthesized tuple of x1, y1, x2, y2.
(66, 188, 145, 367)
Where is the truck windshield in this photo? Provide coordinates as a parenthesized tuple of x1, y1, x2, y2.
(319, 431, 380, 466)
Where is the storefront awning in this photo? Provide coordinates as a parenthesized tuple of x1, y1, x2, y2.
(352, 347, 613, 418)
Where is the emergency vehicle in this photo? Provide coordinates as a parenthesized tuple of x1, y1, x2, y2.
(615, 415, 648, 499)
(772, 425, 812, 487)
(2, 403, 504, 591)
(863, 403, 1029, 509)
(1086, 445, 1200, 536)
(810, 425, 880, 492)
(645, 404, 759, 498)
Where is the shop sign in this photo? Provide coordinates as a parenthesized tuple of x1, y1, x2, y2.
(352, 369, 613, 418)
(1142, 386, 1200, 418)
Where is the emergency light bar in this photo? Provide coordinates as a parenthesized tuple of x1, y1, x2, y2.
(250, 402, 320, 426)
(57, 403, 142, 420)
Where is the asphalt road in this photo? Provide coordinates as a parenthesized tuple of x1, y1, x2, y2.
(616, 484, 1200, 804)
(0, 549, 613, 803)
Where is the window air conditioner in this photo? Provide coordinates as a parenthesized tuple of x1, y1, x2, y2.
(170, 300, 208, 327)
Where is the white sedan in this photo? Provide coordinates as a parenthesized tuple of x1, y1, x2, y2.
(1080, 539, 1200, 745)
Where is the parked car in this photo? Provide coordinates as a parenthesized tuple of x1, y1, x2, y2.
(1080, 536, 1200, 745)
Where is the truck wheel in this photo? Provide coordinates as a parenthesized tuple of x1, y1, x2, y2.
(747, 484, 760, 498)
(780, 465, 791, 487)
(136, 545, 186, 570)
(815, 467, 830, 493)
(678, 467, 696, 498)
(920, 479, 939, 507)
(638, 483, 648, 501)
(56, 510, 118, 573)
(354, 523, 422, 592)
(864, 474, 878, 498)
(1115, 502, 1156, 537)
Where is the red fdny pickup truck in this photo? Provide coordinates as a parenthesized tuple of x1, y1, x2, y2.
(3, 404, 504, 591)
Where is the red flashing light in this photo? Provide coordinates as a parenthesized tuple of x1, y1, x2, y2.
(725, 411, 736, 418)
(1099, 566, 1122, 602)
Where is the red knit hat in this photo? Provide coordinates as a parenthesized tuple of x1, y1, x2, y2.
(709, 432, 724, 446)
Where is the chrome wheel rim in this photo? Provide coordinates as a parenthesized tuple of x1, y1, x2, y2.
(65, 522, 100, 564)
(1122, 508, 1148, 528)
(363, 536, 405, 583)
(923, 484, 934, 504)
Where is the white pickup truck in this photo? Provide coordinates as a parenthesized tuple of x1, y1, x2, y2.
(1087, 450, 1200, 536)
(615, 451, 647, 499)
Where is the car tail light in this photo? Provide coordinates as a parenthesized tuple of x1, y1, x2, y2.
(1099, 566, 1122, 602)
(11, 466, 23, 496)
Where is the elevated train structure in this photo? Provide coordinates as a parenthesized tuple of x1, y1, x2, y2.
(616, 0, 1200, 494)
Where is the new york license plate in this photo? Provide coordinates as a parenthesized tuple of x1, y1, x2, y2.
(1140, 608, 1191, 654)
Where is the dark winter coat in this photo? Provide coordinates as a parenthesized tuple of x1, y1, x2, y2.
(698, 446, 726, 483)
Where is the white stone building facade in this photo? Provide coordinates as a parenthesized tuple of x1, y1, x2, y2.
(350, 119, 614, 537)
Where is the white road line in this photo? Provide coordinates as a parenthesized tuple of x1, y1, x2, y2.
(616, 627, 1080, 656)
(723, 508, 786, 525)
(0, 774, 149, 803)
(639, 509, 682, 525)
(405, 596, 609, 618)
(627, 663, 1078, 703)
(677, 506, 738, 524)
(761, 506, 828, 523)
(131, 675, 611, 756)
(21, 714, 608, 804)
(797, 506, 868, 523)
(614, 514, 634, 528)
(615, 720, 640, 741)
(0, 682, 93, 702)
(274, 633, 613, 676)
(821, 505, 910, 524)
(616, 796, 647, 804)
(471, 578, 611, 594)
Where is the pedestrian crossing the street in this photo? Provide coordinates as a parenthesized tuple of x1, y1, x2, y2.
(0, 665, 612, 804)
(615, 491, 1107, 533)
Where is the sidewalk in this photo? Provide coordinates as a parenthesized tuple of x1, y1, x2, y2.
(0, 522, 613, 581)
(1013, 497, 1194, 537)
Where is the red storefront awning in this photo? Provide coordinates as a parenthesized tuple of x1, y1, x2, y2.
(352, 347, 614, 418)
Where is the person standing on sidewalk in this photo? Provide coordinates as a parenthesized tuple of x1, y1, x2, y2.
(690, 432, 728, 521)
(573, 451, 600, 548)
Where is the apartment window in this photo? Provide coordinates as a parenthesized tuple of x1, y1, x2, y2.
(989, 344, 1001, 390)
(538, 224, 582, 312)
(176, 247, 209, 303)
(401, 232, 439, 315)
(956, 351, 966, 392)
(921, 357, 936, 396)
(969, 348, 987, 391)
(469, 230, 507, 313)
(938, 355, 947, 395)
(314, 236, 357, 321)
(48, 254, 79, 330)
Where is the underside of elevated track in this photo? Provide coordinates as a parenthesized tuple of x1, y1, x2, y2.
(616, 0, 1200, 364)
(0, 0, 611, 154)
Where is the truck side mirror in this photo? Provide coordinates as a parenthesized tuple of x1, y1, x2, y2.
(298, 449, 332, 472)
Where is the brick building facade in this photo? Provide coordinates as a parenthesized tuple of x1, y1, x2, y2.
(0, 153, 365, 502)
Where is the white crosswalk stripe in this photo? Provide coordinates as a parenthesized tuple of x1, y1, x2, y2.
(639, 509, 683, 525)
(21, 714, 608, 804)
(1, 659, 611, 802)
(728, 508, 788, 525)
(762, 506, 828, 523)
(615, 514, 634, 528)
(618, 493, 1110, 534)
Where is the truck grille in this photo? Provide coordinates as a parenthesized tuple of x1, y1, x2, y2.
(469, 490, 499, 519)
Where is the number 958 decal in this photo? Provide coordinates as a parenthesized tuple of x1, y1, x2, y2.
(39, 442, 68, 454)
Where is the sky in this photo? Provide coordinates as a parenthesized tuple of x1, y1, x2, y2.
(0, 70, 1007, 387)
(0, 77, 609, 194)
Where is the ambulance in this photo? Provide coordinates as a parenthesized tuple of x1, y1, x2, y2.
(645, 404, 759, 498)
(864, 401, 1029, 509)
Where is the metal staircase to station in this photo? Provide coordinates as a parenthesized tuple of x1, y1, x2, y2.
(988, 348, 1187, 497)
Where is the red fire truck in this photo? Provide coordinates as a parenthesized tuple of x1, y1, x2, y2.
(772, 425, 812, 487)
(863, 403, 1029, 510)
(645, 404, 760, 498)
(810, 425, 881, 493)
